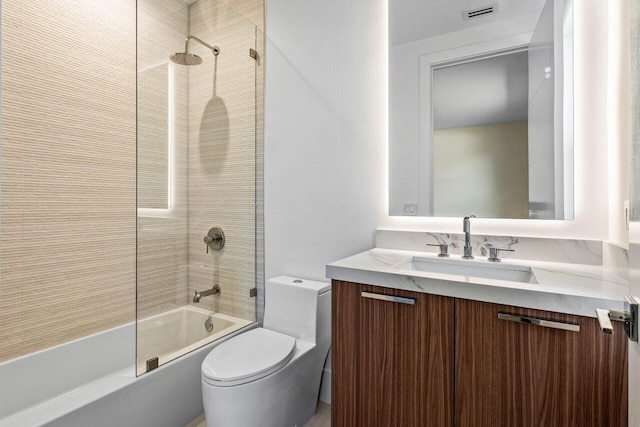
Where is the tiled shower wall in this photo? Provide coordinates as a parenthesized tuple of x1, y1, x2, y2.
(0, 0, 137, 361)
(187, 0, 264, 322)
(136, 0, 264, 321)
(136, 0, 190, 318)
(0, 0, 264, 362)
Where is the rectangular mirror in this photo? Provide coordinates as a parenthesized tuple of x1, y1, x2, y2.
(389, 0, 574, 219)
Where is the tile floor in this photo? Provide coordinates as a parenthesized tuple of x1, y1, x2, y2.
(302, 402, 331, 426)
(188, 401, 331, 427)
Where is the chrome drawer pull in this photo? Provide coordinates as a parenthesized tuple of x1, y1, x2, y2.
(361, 292, 415, 305)
(498, 313, 580, 332)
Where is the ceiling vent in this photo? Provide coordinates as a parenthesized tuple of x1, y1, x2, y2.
(462, 3, 498, 21)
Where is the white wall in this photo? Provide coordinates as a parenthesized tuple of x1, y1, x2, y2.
(264, 0, 387, 282)
(266, 0, 620, 280)
(264, 0, 628, 409)
(608, 0, 631, 247)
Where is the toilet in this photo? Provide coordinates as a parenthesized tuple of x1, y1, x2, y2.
(201, 276, 331, 427)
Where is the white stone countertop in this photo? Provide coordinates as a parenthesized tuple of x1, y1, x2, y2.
(326, 248, 630, 318)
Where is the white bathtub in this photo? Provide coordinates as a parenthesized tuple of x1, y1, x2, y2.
(137, 306, 253, 375)
(0, 306, 255, 427)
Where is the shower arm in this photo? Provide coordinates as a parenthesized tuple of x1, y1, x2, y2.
(185, 36, 219, 55)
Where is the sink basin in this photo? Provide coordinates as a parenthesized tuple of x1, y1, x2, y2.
(395, 256, 538, 284)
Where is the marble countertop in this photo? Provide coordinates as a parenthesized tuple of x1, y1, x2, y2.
(326, 248, 630, 317)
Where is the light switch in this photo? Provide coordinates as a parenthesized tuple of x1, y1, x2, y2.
(403, 202, 417, 216)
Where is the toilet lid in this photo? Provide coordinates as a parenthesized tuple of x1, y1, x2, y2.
(202, 328, 296, 387)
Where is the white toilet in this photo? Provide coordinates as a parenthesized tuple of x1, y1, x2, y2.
(201, 276, 331, 427)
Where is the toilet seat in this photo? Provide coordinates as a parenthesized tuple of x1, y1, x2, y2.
(201, 328, 296, 387)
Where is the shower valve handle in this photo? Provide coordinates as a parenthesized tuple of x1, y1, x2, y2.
(204, 227, 225, 253)
(203, 235, 218, 253)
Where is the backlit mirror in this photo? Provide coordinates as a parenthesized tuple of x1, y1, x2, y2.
(389, 0, 574, 219)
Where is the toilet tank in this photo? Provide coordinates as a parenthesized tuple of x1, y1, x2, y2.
(263, 276, 331, 344)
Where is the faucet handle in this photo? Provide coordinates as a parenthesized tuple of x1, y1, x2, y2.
(203, 236, 212, 254)
(426, 243, 449, 258)
(488, 247, 514, 262)
(204, 227, 225, 253)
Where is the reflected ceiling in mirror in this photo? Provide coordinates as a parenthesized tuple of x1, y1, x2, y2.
(389, 0, 574, 220)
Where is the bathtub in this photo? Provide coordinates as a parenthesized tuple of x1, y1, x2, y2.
(136, 306, 253, 375)
(0, 306, 255, 427)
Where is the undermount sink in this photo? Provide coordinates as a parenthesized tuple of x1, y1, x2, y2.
(394, 256, 538, 284)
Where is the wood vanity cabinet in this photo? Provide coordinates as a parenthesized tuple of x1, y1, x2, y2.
(455, 299, 628, 427)
(332, 280, 454, 427)
(332, 281, 629, 427)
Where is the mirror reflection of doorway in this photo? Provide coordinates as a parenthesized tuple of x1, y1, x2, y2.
(432, 49, 530, 219)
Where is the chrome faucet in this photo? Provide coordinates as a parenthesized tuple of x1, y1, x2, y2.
(462, 215, 476, 259)
(193, 285, 221, 303)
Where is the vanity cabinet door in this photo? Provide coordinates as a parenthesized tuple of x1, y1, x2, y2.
(455, 299, 628, 427)
(332, 280, 454, 427)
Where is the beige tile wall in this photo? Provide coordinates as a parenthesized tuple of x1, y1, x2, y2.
(136, 0, 190, 319)
(221, 0, 265, 32)
(0, 0, 263, 362)
(213, 0, 265, 322)
(136, 0, 263, 321)
(0, 0, 137, 361)
(187, 0, 262, 321)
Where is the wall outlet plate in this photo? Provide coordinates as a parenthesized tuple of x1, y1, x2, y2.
(403, 202, 417, 216)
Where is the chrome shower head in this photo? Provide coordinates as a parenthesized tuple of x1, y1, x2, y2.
(170, 52, 203, 66)
(170, 35, 219, 66)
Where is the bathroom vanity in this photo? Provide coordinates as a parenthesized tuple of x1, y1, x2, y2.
(328, 248, 629, 426)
